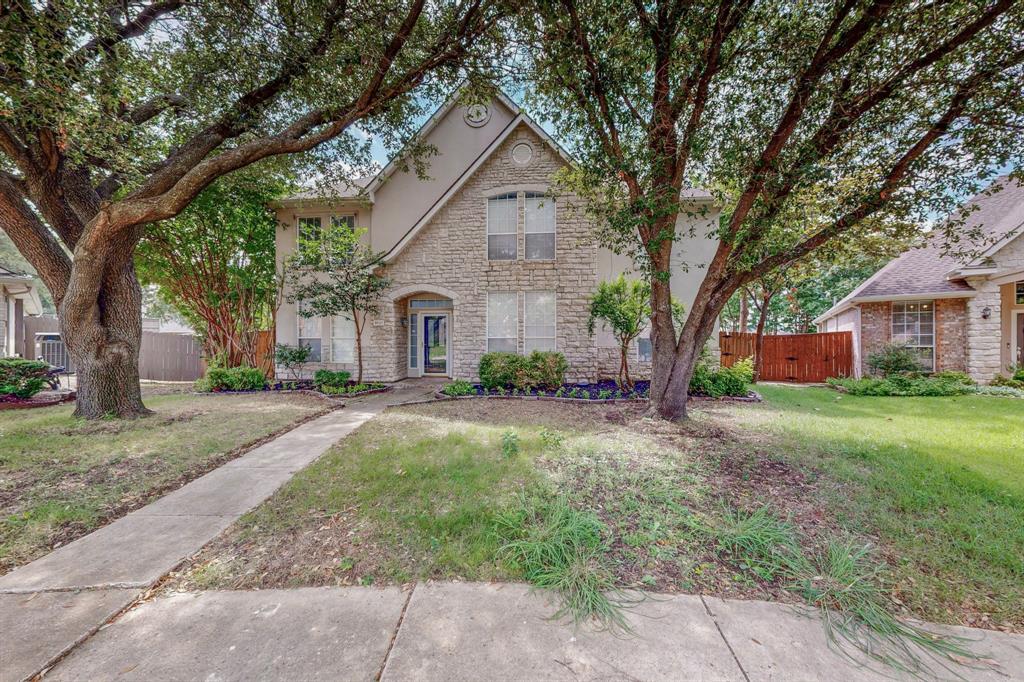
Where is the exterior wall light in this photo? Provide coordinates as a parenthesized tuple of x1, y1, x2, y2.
(981, 306, 992, 319)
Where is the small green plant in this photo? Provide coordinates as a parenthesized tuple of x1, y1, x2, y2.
(539, 427, 564, 449)
(866, 342, 925, 376)
(554, 387, 565, 398)
(597, 389, 612, 400)
(501, 430, 520, 458)
(571, 387, 586, 399)
(274, 343, 312, 380)
(712, 505, 800, 581)
(441, 379, 475, 396)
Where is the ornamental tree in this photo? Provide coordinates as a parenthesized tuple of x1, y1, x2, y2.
(587, 274, 682, 390)
(284, 226, 391, 384)
(520, 0, 1024, 420)
(136, 168, 291, 367)
(0, 0, 506, 418)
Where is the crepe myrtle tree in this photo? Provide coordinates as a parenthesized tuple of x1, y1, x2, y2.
(587, 274, 683, 390)
(0, 0, 507, 418)
(520, 0, 1024, 420)
(285, 225, 391, 384)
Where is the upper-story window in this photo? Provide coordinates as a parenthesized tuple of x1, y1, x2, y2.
(891, 300, 934, 371)
(487, 193, 517, 260)
(1016, 281, 1024, 305)
(331, 214, 355, 233)
(524, 193, 556, 260)
(297, 217, 322, 257)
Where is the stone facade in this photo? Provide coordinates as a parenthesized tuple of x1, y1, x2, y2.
(337, 122, 649, 383)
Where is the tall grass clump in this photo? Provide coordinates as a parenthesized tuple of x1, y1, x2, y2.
(497, 496, 632, 630)
(710, 506, 982, 675)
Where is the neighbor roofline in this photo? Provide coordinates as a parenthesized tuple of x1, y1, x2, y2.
(812, 289, 976, 324)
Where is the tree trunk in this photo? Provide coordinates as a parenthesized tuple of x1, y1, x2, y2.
(618, 341, 633, 391)
(739, 293, 749, 332)
(354, 310, 363, 384)
(61, 266, 150, 419)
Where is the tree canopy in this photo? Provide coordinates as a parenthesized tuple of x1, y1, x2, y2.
(0, 0, 507, 417)
(520, 0, 1024, 419)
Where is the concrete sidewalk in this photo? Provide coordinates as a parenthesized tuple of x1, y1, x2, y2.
(0, 383, 437, 682)
(32, 582, 1024, 681)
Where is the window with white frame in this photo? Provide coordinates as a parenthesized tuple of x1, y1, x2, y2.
(487, 292, 517, 352)
(524, 292, 556, 351)
(331, 315, 356, 363)
(487, 193, 517, 260)
(891, 300, 934, 370)
(331, 215, 355, 232)
(524, 193, 555, 260)
(1016, 281, 1024, 305)
(297, 301, 322, 362)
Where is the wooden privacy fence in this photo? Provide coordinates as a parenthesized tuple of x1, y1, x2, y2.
(719, 331, 853, 383)
(139, 332, 205, 381)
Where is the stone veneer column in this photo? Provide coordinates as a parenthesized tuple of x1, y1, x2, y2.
(964, 276, 1001, 382)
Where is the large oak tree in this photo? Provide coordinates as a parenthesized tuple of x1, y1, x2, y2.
(0, 0, 506, 417)
(521, 0, 1024, 419)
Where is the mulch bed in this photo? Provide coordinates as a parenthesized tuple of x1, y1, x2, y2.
(435, 379, 761, 404)
(0, 390, 77, 410)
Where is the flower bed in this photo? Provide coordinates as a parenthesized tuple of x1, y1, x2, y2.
(0, 390, 77, 410)
(200, 379, 391, 398)
(437, 379, 759, 403)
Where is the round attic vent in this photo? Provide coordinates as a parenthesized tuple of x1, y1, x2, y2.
(464, 104, 490, 127)
(511, 142, 534, 165)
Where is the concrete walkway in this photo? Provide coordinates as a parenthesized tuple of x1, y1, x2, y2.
(23, 582, 1024, 681)
(0, 382, 439, 682)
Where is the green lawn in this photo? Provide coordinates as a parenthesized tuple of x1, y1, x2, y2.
(177, 389, 1023, 637)
(721, 385, 1023, 629)
(0, 392, 328, 572)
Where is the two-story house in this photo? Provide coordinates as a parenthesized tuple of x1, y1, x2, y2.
(274, 88, 719, 382)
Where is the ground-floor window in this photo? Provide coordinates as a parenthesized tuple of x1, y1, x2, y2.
(525, 292, 556, 351)
(638, 337, 652, 362)
(331, 315, 356, 363)
(487, 292, 517, 352)
(1016, 281, 1024, 305)
(891, 300, 934, 370)
(297, 302, 322, 362)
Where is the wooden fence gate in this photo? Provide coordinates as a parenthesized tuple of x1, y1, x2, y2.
(719, 331, 853, 383)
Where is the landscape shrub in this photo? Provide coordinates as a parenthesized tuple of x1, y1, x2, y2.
(200, 366, 266, 392)
(478, 352, 527, 390)
(274, 343, 312, 380)
(479, 351, 568, 391)
(1014, 365, 1024, 382)
(975, 384, 1024, 398)
(0, 359, 50, 399)
(826, 375, 974, 397)
(313, 369, 350, 390)
(931, 370, 974, 385)
(865, 343, 923, 376)
(319, 382, 385, 396)
(689, 357, 753, 397)
(441, 379, 475, 396)
(524, 351, 568, 390)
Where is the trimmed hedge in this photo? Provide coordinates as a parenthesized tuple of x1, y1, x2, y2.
(689, 357, 753, 398)
(827, 374, 975, 397)
(478, 351, 568, 391)
(313, 369, 351, 389)
(198, 366, 267, 392)
(0, 358, 49, 399)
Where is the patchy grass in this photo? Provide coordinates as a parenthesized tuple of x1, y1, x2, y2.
(0, 392, 329, 572)
(176, 391, 1021, 653)
(718, 385, 1024, 631)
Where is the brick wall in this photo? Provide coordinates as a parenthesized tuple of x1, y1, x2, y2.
(858, 302, 891, 375)
(935, 298, 967, 372)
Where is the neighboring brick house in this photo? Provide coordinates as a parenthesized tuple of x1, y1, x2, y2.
(274, 89, 720, 382)
(0, 264, 43, 358)
(815, 176, 1024, 382)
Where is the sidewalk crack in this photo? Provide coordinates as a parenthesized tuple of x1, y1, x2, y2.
(701, 595, 750, 682)
(376, 582, 416, 681)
